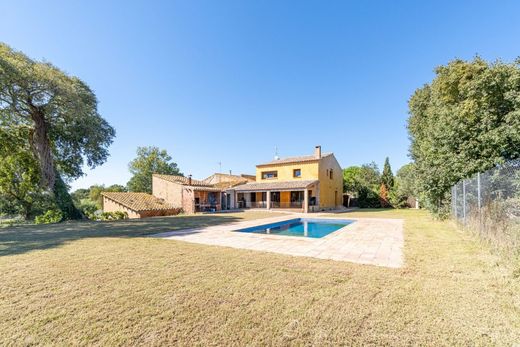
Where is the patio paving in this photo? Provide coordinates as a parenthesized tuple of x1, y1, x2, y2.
(153, 214, 404, 268)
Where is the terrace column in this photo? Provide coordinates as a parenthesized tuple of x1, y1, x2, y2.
(266, 191, 271, 210)
(303, 189, 309, 213)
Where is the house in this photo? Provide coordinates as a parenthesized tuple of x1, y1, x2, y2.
(101, 192, 179, 219)
(228, 146, 342, 212)
(101, 145, 342, 218)
(152, 173, 251, 213)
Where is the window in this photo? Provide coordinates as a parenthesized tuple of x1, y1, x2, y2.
(261, 171, 278, 179)
(329, 169, 333, 179)
(293, 169, 301, 178)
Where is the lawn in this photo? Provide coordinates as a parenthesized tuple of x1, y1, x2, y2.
(0, 209, 519, 345)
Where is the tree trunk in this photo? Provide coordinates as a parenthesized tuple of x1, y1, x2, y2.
(29, 109, 55, 190)
(29, 108, 81, 219)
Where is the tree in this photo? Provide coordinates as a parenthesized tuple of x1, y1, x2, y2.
(343, 166, 363, 193)
(89, 184, 126, 209)
(381, 157, 394, 190)
(394, 163, 418, 199)
(359, 162, 381, 189)
(408, 57, 520, 216)
(127, 147, 182, 193)
(342, 162, 382, 208)
(0, 135, 43, 219)
(379, 183, 390, 208)
(388, 163, 418, 208)
(0, 43, 115, 218)
(343, 163, 381, 194)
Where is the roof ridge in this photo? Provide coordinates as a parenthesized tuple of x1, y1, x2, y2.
(256, 152, 333, 167)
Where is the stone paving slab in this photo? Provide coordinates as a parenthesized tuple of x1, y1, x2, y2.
(152, 214, 404, 268)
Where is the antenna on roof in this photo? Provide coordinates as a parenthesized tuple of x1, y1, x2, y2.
(274, 146, 280, 160)
(218, 161, 222, 173)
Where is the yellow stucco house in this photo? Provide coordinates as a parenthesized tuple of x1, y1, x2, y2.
(230, 146, 343, 212)
(102, 145, 342, 218)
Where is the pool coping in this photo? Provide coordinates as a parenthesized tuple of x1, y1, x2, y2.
(232, 217, 356, 240)
(152, 214, 404, 268)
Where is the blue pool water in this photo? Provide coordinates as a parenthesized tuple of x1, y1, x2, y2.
(235, 218, 354, 238)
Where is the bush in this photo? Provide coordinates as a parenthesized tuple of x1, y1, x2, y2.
(388, 188, 409, 208)
(99, 211, 128, 221)
(34, 209, 63, 224)
(77, 200, 99, 218)
(358, 187, 381, 208)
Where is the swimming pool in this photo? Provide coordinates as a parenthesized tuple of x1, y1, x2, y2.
(235, 218, 354, 238)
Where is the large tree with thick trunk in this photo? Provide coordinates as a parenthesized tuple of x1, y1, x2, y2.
(0, 43, 115, 218)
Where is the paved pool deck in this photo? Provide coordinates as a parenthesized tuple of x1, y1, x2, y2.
(153, 214, 404, 268)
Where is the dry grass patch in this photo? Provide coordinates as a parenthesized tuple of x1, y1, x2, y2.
(0, 209, 519, 345)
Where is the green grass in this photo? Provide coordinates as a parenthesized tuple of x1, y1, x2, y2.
(0, 209, 519, 345)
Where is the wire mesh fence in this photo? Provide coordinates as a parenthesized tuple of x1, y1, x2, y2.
(451, 159, 520, 260)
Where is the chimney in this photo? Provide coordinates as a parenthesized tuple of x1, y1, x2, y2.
(188, 174, 192, 186)
(314, 145, 322, 159)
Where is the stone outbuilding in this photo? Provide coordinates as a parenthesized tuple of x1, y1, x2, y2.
(101, 192, 179, 219)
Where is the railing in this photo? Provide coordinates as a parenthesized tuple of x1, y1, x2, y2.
(271, 201, 303, 209)
(237, 201, 267, 208)
(195, 203, 220, 212)
(238, 201, 304, 209)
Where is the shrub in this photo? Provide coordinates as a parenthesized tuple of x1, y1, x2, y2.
(77, 200, 99, 218)
(34, 209, 63, 224)
(99, 211, 128, 221)
(379, 183, 391, 208)
(388, 187, 409, 208)
(358, 187, 381, 208)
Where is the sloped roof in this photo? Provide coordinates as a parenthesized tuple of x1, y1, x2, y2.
(240, 174, 256, 181)
(232, 180, 318, 192)
(153, 174, 212, 187)
(203, 173, 248, 183)
(257, 153, 333, 167)
(101, 192, 175, 212)
(154, 173, 252, 191)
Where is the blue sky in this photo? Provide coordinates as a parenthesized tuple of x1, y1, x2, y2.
(1, 1, 520, 190)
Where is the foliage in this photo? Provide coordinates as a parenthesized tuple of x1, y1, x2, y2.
(127, 146, 182, 193)
(79, 201, 98, 219)
(34, 209, 63, 224)
(408, 57, 520, 217)
(0, 43, 115, 218)
(70, 188, 90, 205)
(71, 184, 127, 218)
(0, 128, 46, 218)
(379, 183, 390, 207)
(388, 163, 419, 208)
(88, 184, 126, 209)
(343, 162, 382, 207)
(381, 157, 394, 189)
(343, 162, 381, 193)
(357, 186, 381, 208)
(98, 211, 128, 221)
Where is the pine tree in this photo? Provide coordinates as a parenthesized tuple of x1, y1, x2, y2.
(381, 157, 394, 190)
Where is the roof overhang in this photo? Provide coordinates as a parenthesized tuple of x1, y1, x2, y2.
(232, 180, 318, 192)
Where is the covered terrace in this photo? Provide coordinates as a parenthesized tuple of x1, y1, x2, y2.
(231, 180, 319, 213)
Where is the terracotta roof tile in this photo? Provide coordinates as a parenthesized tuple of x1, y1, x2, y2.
(153, 174, 212, 187)
(232, 180, 318, 191)
(257, 153, 332, 167)
(102, 192, 175, 212)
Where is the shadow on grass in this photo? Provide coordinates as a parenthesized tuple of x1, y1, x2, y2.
(0, 214, 245, 257)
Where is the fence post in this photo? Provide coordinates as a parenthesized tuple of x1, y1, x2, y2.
(453, 185, 457, 219)
(477, 172, 482, 233)
(462, 179, 466, 226)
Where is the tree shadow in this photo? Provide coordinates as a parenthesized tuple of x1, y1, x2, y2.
(0, 214, 245, 257)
